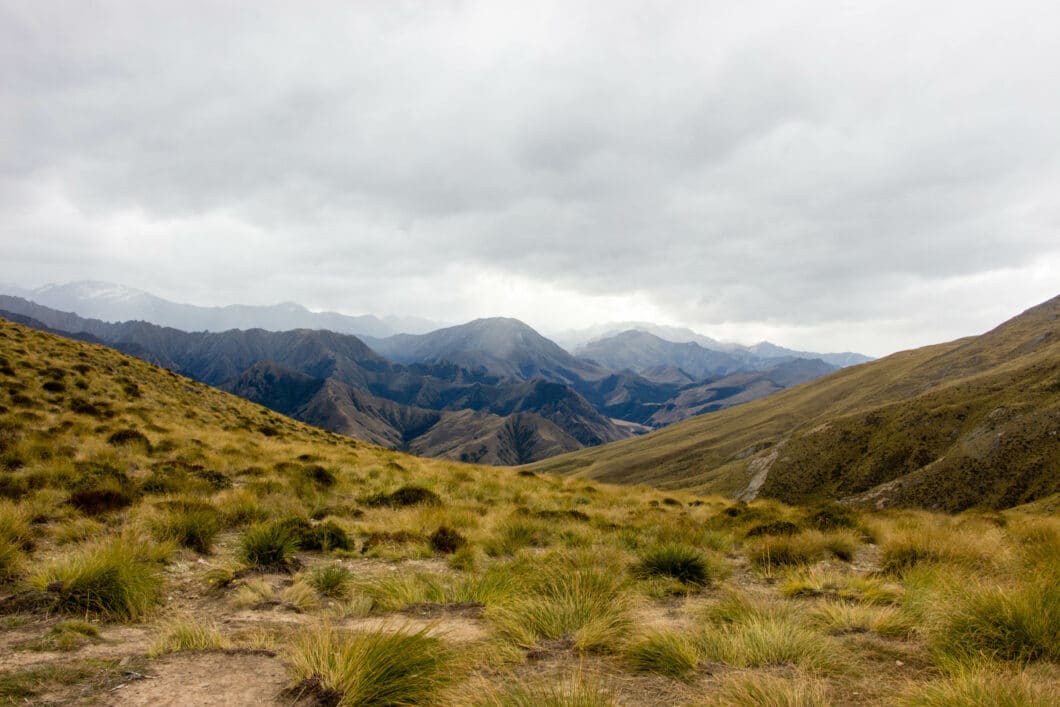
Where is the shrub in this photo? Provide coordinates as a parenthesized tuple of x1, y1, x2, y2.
(287, 624, 454, 706)
(634, 543, 717, 587)
(300, 465, 337, 487)
(106, 428, 150, 449)
(238, 523, 299, 570)
(804, 503, 859, 531)
(67, 488, 137, 516)
(30, 540, 164, 620)
(625, 631, 699, 679)
(745, 520, 801, 538)
(277, 517, 354, 552)
(363, 485, 441, 508)
(429, 526, 467, 554)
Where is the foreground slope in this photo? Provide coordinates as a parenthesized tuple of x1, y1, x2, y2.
(0, 317, 1057, 705)
(528, 295, 1060, 511)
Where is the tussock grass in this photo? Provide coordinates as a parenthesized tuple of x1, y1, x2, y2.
(931, 571, 1060, 665)
(898, 663, 1057, 706)
(625, 630, 699, 679)
(697, 614, 838, 671)
(238, 522, 299, 570)
(310, 564, 352, 598)
(706, 671, 832, 706)
(150, 506, 221, 554)
(810, 601, 916, 638)
(490, 557, 633, 652)
(472, 668, 617, 706)
(29, 539, 164, 620)
(879, 518, 1009, 575)
(287, 623, 455, 706)
(0, 536, 24, 583)
(149, 617, 231, 656)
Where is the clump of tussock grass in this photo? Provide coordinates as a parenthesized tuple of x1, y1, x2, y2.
(472, 668, 617, 706)
(362, 485, 441, 508)
(30, 620, 101, 652)
(897, 663, 1057, 706)
(0, 499, 33, 550)
(105, 428, 151, 450)
(696, 614, 838, 671)
(238, 523, 299, 570)
(287, 623, 455, 707)
(485, 517, 553, 556)
(809, 601, 916, 638)
(149, 618, 231, 656)
(878, 518, 1009, 575)
(705, 672, 832, 707)
(348, 572, 448, 613)
(780, 567, 902, 605)
(633, 543, 720, 589)
(29, 539, 164, 620)
(489, 555, 633, 653)
(748, 530, 860, 570)
(625, 630, 699, 679)
(310, 564, 352, 599)
(150, 506, 221, 554)
(0, 537, 25, 583)
(930, 571, 1060, 665)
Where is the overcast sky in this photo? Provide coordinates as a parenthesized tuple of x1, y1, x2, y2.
(1, 1, 1057, 356)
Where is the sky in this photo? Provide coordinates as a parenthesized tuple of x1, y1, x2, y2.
(1, 1, 1058, 357)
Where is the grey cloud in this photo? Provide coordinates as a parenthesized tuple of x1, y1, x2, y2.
(1, 1, 1058, 355)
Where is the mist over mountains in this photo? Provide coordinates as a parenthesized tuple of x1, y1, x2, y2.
(0, 281, 867, 464)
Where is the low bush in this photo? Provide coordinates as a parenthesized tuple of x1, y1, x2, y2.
(429, 526, 467, 554)
(804, 503, 859, 531)
(362, 485, 441, 508)
(745, 520, 801, 538)
(633, 543, 718, 588)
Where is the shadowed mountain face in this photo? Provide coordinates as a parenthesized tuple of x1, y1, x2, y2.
(528, 295, 1060, 512)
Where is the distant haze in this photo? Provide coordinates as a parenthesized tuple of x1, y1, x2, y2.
(1, 1, 1058, 357)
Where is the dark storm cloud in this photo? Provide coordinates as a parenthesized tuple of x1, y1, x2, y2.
(1, 1, 1057, 355)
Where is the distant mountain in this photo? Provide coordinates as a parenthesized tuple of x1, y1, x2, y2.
(0, 297, 626, 464)
(528, 294, 1060, 512)
(577, 330, 756, 378)
(558, 321, 871, 369)
(3, 280, 441, 337)
(367, 317, 610, 385)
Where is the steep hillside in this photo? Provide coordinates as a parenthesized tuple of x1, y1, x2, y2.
(528, 295, 1060, 511)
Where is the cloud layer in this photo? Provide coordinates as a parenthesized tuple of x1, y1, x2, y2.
(2, 1, 1058, 355)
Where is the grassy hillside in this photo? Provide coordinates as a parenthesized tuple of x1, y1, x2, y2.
(527, 296, 1060, 511)
(0, 316, 1057, 704)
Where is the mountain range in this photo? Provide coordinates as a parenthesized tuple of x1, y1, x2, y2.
(0, 283, 864, 464)
(528, 294, 1060, 512)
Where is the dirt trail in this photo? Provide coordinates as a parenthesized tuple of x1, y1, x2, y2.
(104, 651, 290, 706)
